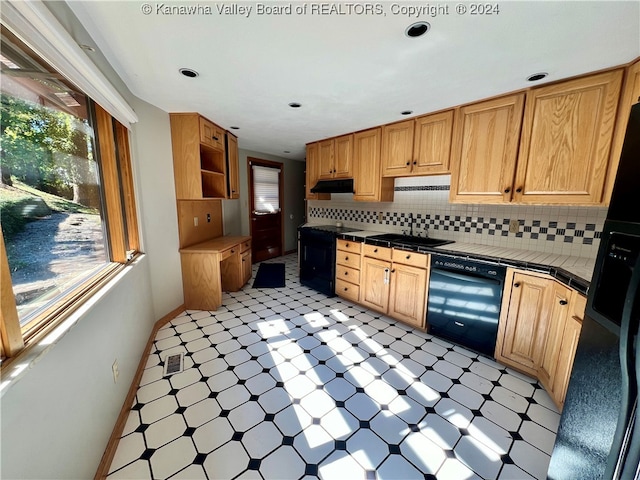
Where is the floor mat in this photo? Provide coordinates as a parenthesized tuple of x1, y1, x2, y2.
(252, 262, 286, 288)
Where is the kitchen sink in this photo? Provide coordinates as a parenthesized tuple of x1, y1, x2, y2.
(368, 233, 454, 248)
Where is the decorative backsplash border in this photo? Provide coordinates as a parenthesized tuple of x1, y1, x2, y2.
(307, 175, 607, 259)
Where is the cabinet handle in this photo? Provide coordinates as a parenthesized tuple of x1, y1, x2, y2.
(346, 243, 350, 247)
(212, 136, 219, 141)
(345, 256, 349, 261)
(374, 248, 378, 253)
(413, 161, 417, 165)
(391, 269, 395, 273)
(559, 299, 568, 305)
(344, 271, 348, 275)
(406, 255, 411, 260)
(344, 287, 348, 291)
(514, 282, 521, 288)
(504, 187, 511, 194)
(406, 161, 410, 166)
(231, 249, 235, 253)
(516, 187, 523, 193)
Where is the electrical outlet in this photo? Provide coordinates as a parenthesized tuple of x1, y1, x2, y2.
(112, 359, 119, 383)
(193, 216, 198, 227)
(207, 213, 211, 223)
(509, 219, 520, 233)
(378, 212, 384, 223)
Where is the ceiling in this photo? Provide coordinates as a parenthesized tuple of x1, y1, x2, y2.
(68, 1, 640, 161)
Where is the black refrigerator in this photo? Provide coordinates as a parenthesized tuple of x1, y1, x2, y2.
(547, 102, 640, 479)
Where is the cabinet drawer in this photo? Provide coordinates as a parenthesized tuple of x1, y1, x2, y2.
(392, 249, 429, 268)
(336, 251, 361, 269)
(240, 239, 252, 253)
(336, 279, 360, 303)
(219, 246, 238, 261)
(336, 265, 360, 285)
(200, 117, 225, 150)
(363, 244, 392, 261)
(337, 239, 362, 254)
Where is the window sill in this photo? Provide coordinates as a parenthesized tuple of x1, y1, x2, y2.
(0, 254, 146, 396)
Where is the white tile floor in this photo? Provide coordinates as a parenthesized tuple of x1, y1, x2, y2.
(107, 254, 560, 480)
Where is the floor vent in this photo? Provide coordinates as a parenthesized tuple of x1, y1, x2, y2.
(164, 353, 184, 376)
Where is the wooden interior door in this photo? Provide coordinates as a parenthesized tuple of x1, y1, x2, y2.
(249, 158, 283, 263)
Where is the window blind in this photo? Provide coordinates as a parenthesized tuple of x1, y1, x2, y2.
(252, 165, 280, 213)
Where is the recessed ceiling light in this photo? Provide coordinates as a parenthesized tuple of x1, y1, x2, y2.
(79, 44, 95, 52)
(401, 110, 413, 116)
(230, 126, 240, 130)
(288, 102, 302, 108)
(405, 22, 430, 38)
(527, 72, 548, 82)
(179, 68, 199, 78)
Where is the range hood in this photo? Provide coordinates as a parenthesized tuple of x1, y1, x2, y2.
(310, 178, 354, 194)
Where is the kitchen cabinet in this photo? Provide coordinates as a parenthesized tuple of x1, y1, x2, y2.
(318, 134, 354, 180)
(496, 268, 585, 410)
(170, 113, 228, 199)
(515, 69, 623, 204)
(495, 269, 555, 377)
(449, 94, 525, 203)
(226, 132, 239, 199)
(382, 110, 454, 177)
(305, 142, 329, 201)
(604, 60, 640, 203)
(353, 128, 394, 202)
(360, 244, 429, 328)
(335, 239, 361, 303)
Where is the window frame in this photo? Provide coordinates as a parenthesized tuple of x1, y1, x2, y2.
(0, 99, 141, 365)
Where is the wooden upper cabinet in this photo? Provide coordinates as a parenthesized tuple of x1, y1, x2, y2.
(604, 60, 640, 203)
(515, 69, 623, 204)
(334, 134, 354, 178)
(413, 110, 454, 175)
(353, 127, 394, 202)
(199, 117, 225, 151)
(318, 139, 335, 180)
(305, 142, 328, 200)
(382, 119, 415, 176)
(226, 132, 239, 199)
(381, 111, 454, 177)
(450, 94, 525, 203)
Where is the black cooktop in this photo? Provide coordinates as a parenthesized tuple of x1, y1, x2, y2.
(300, 224, 360, 233)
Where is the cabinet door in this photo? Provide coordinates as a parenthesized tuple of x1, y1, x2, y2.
(450, 94, 525, 204)
(496, 271, 552, 376)
(334, 134, 354, 178)
(413, 110, 454, 175)
(381, 120, 415, 177)
(515, 70, 623, 204)
(552, 292, 585, 409)
(360, 256, 391, 313)
(353, 128, 394, 202)
(388, 263, 428, 328)
(305, 143, 328, 200)
(200, 117, 225, 151)
(538, 282, 572, 394)
(226, 133, 240, 199)
(604, 61, 640, 203)
(241, 250, 252, 285)
(318, 139, 335, 180)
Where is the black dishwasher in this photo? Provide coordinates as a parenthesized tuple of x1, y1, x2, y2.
(427, 254, 506, 357)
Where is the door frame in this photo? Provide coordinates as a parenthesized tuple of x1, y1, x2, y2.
(247, 157, 285, 261)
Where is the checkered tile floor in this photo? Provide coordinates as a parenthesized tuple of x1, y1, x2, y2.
(107, 254, 560, 480)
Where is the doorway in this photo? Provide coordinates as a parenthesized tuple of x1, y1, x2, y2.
(248, 157, 284, 263)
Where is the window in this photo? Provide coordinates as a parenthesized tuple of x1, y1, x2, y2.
(0, 27, 139, 359)
(252, 164, 281, 213)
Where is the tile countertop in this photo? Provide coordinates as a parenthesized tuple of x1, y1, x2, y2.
(337, 230, 595, 295)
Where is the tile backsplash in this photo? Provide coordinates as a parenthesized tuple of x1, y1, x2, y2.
(308, 175, 607, 259)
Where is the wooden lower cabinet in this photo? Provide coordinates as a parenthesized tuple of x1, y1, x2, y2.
(496, 268, 585, 410)
(359, 245, 429, 329)
(335, 239, 361, 303)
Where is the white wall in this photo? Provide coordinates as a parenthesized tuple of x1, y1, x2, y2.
(0, 5, 184, 479)
(223, 149, 306, 252)
(129, 98, 183, 318)
(0, 257, 156, 479)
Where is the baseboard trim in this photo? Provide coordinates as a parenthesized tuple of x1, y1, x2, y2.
(94, 304, 186, 480)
